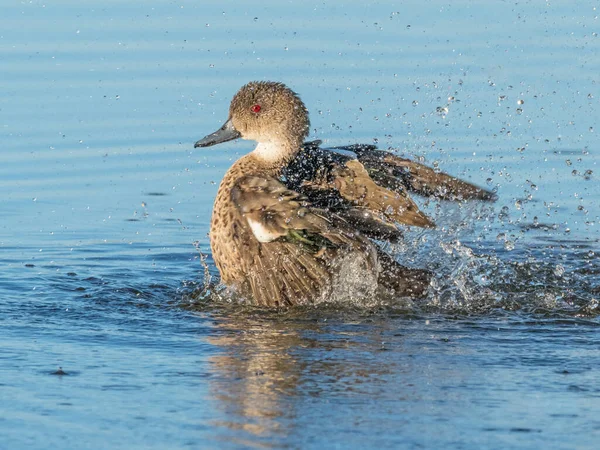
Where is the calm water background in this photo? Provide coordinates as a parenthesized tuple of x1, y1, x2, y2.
(1, 1, 599, 448)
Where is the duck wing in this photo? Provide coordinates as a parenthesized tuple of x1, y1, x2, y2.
(282, 141, 434, 231)
(336, 143, 497, 202)
(231, 175, 378, 306)
(233, 175, 371, 249)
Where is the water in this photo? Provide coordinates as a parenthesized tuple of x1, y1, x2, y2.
(1, 1, 599, 448)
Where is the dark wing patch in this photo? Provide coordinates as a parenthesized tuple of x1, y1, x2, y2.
(283, 144, 434, 231)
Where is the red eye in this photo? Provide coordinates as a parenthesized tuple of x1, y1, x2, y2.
(251, 104, 261, 113)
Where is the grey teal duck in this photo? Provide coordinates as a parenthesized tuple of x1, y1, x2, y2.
(195, 81, 496, 307)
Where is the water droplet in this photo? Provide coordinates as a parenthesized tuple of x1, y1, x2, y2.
(498, 206, 509, 220)
(517, 99, 524, 105)
(440, 241, 453, 255)
(412, 100, 418, 106)
(565, 159, 572, 166)
(504, 240, 515, 251)
(436, 106, 449, 116)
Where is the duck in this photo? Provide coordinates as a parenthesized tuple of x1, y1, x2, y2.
(194, 81, 496, 307)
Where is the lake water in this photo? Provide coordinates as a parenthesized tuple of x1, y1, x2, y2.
(1, 1, 599, 448)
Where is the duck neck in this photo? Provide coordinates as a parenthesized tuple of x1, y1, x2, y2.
(249, 138, 301, 174)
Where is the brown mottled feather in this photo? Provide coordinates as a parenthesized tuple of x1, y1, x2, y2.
(352, 147, 497, 201)
(329, 159, 435, 228)
(221, 172, 379, 306)
(295, 156, 434, 228)
(283, 141, 496, 238)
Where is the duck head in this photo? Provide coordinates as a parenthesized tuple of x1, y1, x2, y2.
(194, 81, 310, 152)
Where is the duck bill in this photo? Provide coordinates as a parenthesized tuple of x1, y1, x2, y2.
(194, 118, 241, 148)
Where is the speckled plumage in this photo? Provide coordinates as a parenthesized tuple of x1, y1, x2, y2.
(195, 81, 495, 307)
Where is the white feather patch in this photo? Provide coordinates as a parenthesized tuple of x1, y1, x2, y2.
(247, 218, 280, 243)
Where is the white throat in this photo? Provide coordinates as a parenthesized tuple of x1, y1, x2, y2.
(251, 141, 289, 163)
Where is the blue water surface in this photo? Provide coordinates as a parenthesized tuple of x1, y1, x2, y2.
(1, 1, 599, 449)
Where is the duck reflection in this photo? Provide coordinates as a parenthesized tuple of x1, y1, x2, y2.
(204, 310, 397, 442)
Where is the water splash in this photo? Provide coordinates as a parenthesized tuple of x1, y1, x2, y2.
(184, 200, 598, 317)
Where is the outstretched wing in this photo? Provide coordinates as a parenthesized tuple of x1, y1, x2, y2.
(326, 158, 435, 228)
(230, 175, 377, 306)
(283, 141, 496, 237)
(344, 144, 497, 202)
(283, 142, 434, 230)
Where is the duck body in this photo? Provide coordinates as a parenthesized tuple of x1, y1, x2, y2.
(209, 153, 385, 307)
(195, 81, 495, 307)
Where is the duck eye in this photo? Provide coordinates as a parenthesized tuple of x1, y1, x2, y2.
(251, 104, 261, 113)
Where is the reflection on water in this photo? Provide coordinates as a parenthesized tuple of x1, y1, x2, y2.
(208, 319, 312, 439)
(197, 310, 600, 448)
(205, 314, 398, 443)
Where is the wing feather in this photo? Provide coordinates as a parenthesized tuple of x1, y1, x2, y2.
(330, 159, 435, 228)
(353, 147, 497, 201)
(230, 175, 377, 306)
